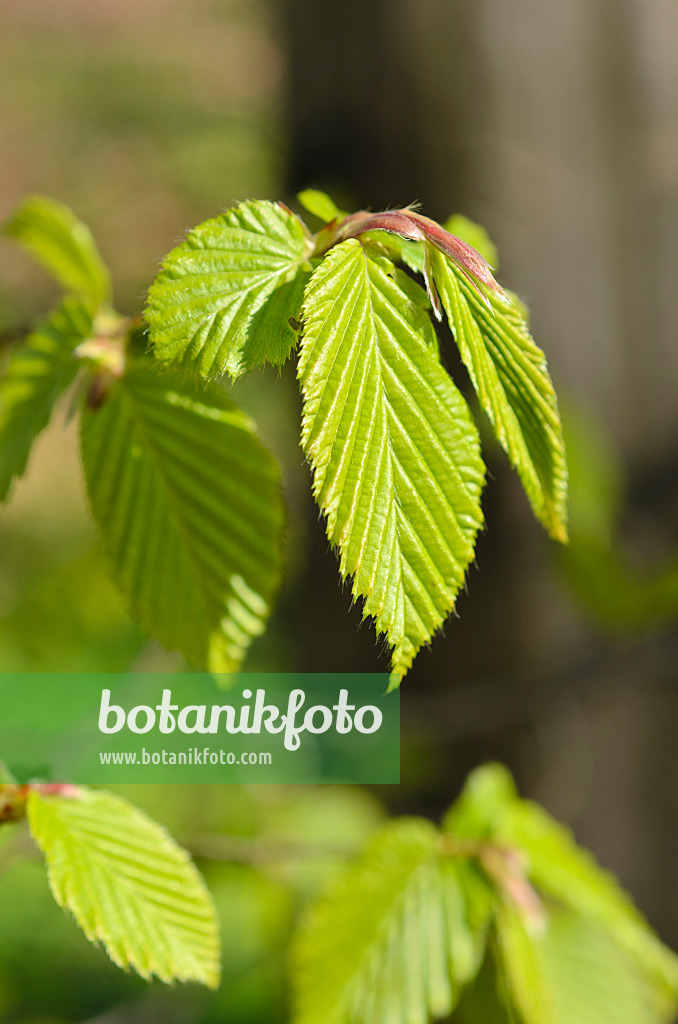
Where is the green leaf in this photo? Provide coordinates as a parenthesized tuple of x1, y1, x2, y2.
(80, 360, 284, 671)
(452, 943, 513, 1024)
(496, 903, 667, 1024)
(442, 215, 499, 269)
(443, 763, 519, 840)
(540, 908, 662, 1024)
(146, 199, 314, 380)
(244, 267, 311, 367)
(0, 298, 91, 501)
(297, 189, 348, 224)
(299, 240, 485, 685)
(496, 902, 556, 1024)
(3, 195, 111, 307)
(292, 819, 490, 1024)
(444, 765, 678, 1020)
(497, 798, 678, 1016)
(443, 856, 496, 986)
(430, 249, 568, 542)
(27, 787, 220, 988)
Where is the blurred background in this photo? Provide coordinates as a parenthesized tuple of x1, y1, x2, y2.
(1, 0, 678, 1020)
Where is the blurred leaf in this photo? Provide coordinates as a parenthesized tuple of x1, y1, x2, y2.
(444, 764, 678, 1021)
(563, 407, 621, 547)
(451, 944, 512, 1024)
(146, 200, 313, 379)
(497, 901, 667, 1024)
(297, 189, 348, 224)
(80, 360, 284, 672)
(0, 298, 90, 501)
(540, 908, 659, 1024)
(431, 248, 568, 542)
(27, 787, 221, 988)
(292, 818, 487, 1024)
(443, 856, 496, 985)
(443, 763, 519, 840)
(496, 902, 556, 1024)
(299, 240, 485, 686)
(497, 798, 678, 1017)
(560, 407, 678, 630)
(3, 195, 111, 307)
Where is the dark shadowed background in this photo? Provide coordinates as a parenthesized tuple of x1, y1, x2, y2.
(1, 1, 678, 1021)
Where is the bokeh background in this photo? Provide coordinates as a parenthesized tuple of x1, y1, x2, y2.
(1, 0, 678, 1020)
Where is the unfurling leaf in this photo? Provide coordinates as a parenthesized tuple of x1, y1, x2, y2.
(299, 240, 485, 687)
(3, 194, 111, 307)
(292, 819, 493, 1024)
(27, 787, 220, 988)
(145, 199, 314, 380)
(431, 249, 568, 542)
(442, 215, 499, 269)
(81, 360, 284, 672)
(293, 765, 678, 1024)
(297, 188, 349, 225)
(0, 298, 91, 501)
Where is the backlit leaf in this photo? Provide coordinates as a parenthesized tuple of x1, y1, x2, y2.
(0, 298, 91, 501)
(146, 199, 314, 379)
(292, 819, 491, 1024)
(431, 249, 568, 541)
(27, 787, 220, 988)
(80, 360, 284, 672)
(3, 194, 111, 307)
(299, 240, 485, 685)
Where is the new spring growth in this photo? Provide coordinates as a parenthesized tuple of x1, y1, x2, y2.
(313, 206, 504, 318)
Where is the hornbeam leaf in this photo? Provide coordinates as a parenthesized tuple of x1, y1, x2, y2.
(3, 194, 111, 307)
(299, 240, 485, 685)
(539, 908, 663, 1024)
(497, 798, 678, 1017)
(496, 903, 665, 1024)
(27, 787, 220, 988)
(0, 298, 91, 501)
(496, 902, 556, 1024)
(444, 764, 678, 1021)
(431, 248, 568, 542)
(297, 189, 349, 224)
(80, 360, 284, 672)
(146, 199, 314, 380)
(292, 819, 492, 1024)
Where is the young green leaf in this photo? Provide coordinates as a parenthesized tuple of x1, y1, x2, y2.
(27, 787, 220, 988)
(451, 943, 513, 1024)
(539, 908, 662, 1024)
(495, 901, 556, 1024)
(146, 199, 314, 379)
(497, 797, 678, 1016)
(297, 189, 349, 224)
(442, 763, 519, 840)
(292, 819, 489, 1024)
(0, 298, 91, 501)
(443, 764, 678, 1020)
(430, 248, 568, 542)
(496, 902, 665, 1024)
(80, 360, 284, 672)
(299, 240, 485, 686)
(3, 194, 111, 307)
